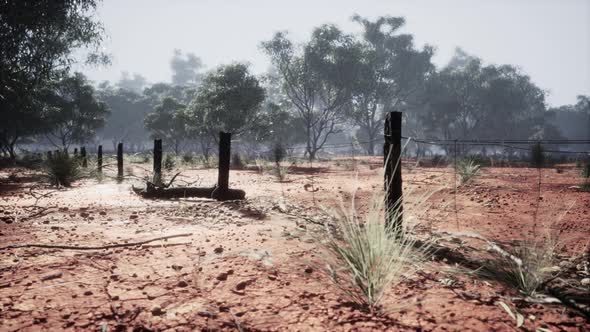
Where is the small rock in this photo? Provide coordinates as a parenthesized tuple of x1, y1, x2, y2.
(129, 214, 139, 220)
(304, 266, 313, 274)
(41, 271, 63, 281)
(80, 212, 90, 218)
(151, 305, 163, 316)
(177, 280, 188, 288)
(83, 290, 93, 296)
(581, 278, 590, 286)
(99, 211, 107, 216)
(171, 264, 183, 271)
(216, 272, 228, 281)
(213, 246, 223, 254)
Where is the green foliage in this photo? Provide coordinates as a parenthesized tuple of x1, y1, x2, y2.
(43, 152, 82, 187)
(348, 15, 434, 156)
(144, 97, 189, 154)
(262, 25, 360, 160)
(42, 72, 110, 150)
(0, 0, 107, 159)
(190, 63, 265, 137)
(456, 158, 480, 184)
(530, 142, 545, 168)
(419, 48, 547, 143)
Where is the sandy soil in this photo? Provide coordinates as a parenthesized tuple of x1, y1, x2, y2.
(0, 158, 588, 331)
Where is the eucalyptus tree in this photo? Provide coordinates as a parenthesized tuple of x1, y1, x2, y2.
(144, 97, 189, 154)
(0, 0, 107, 159)
(348, 15, 434, 155)
(42, 73, 110, 151)
(191, 63, 265, 138)
(262, 25, 361, 160)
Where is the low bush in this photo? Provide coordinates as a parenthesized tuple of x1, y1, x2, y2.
(456, 158, 481, 184)
(43, 152, 82, 187)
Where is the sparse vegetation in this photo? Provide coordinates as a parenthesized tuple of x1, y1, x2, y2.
(477, 233, 559, 297)
(164, 154, 176, 171)
(320, 191, 431, 312)
(43, 152, 82, 187)
(232, 153, 245, 169)
(456, 158, 480, 184)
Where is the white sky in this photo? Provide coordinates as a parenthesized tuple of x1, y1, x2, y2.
(80, 0, 590, 107)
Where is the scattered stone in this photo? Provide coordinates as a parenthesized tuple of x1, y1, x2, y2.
(41, 271, 63, 281)
(99, 211, 107, 216)
(216, 272, 228, 281)
(581, 278, 590, 286)
(80, 212, 90, 218)
(213, 246, 224, 254)
(177, 280, 188, 288)
(171, 264, 183, 271)
(129, 214, 139, 220)
(304, 266, 313, 274)
(83, 290, 93, 296)
(151, 305, 163, 316)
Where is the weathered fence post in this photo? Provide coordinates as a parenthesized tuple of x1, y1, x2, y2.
(97, 145, 103, 173)
(74, 148, 78, 157)
(80, 146, 87, 168)
(217, 132, 231, 195)
(117, 143, 123, 179)
(153, 139, 162, 184)
(384, 111, 403, 230)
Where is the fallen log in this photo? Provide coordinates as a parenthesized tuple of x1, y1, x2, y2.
(132, 185, 245, 201)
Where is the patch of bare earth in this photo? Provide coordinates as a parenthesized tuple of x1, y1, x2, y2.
(0, 159, 588, 331)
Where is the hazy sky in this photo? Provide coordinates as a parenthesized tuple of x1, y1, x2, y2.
(80, 0, 590, 107)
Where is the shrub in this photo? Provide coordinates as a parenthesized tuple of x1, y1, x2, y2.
(320, 191, 431, 313)
(274, 165, 289, 182)
(477, 235, 558, 297)
(164, 154, 176, 171)
(43, 152, 81, 187)
(231, 153, 244, 169)
(530, 142, 545, 168)
(182, 153, 194, 164)
(272, 142, 286, 165)
(456, 158, 480, 184)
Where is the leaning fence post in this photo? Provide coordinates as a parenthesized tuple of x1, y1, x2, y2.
(153, 139, 162, 185)
(217, 132, 232, 195)
(97, 145, 103, 173)
(384, 111, 403, 230)
(117, 143, 124, 180)
(80, 146, 87, 168)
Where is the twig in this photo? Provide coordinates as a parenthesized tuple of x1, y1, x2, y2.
(0, 233, 193, 251)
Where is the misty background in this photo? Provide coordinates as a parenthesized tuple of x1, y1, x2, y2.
(81, 0, 590, 107)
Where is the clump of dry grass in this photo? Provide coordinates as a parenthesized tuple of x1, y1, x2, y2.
(319, 189, 432, 313)
(477, 234, 559, 297)
(456, 158, 480, 184)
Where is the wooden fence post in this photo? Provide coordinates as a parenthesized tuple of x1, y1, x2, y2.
(97, 145, 103, 173)
(153, 139, 162, 184)
(384, 111, 403, 230)
(217, 132, 231, 194)
(117, 143, 123, 179)
(80, 146, 87, 168)
(74, 148, 78, 157)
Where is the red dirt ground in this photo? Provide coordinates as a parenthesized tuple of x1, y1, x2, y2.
(0, 158, 588, 331)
